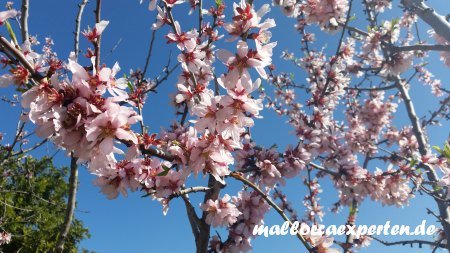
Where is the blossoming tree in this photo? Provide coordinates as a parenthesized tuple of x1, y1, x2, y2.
(0, 0, 449, 252)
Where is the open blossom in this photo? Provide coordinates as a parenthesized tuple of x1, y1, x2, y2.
(302, 0, 349, 28)
(177, 48, 206, 72)
(273, 0, 300, 17)
(152, 6, 170, 30)
(307, 234, 340, 253)
(217, 40, 276, 83)
(201, 194, 241, 227)
(224, 0, 271, 39)
(94, 160, 140, 199)
(85, 104, 140, 155)
(82, 20, 109, 42)
(166, 21, 198, 51)
(0, 231, 11, 245)
(0, 9, 17, 25)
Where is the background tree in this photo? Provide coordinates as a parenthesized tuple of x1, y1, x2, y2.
(0, 147, 90, 252)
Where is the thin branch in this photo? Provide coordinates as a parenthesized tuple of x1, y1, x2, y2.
(229, 172, 313, 252)
(74, 0, 89, 61)
(396, 76, 450, 252)
(168, 186, 210, 200)
(20, 0, 29, 43)
(11, 138, 48, 157)
(142, 29, 157, 79)
(393, 44, 450, 52)
(56, 154, 79, 253)
(422, 95, 450, 127)
(94, 0, 102, 70)
(371, 236, 446, 248)
(401, 0, 450, 42)
(309, 162, 338, 177)
(0, 36, 43, 81)
(345, 84, 397, 91)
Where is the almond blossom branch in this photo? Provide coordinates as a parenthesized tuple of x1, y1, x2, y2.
(401, 0, 450, 42)
(229, 172, 313, 252)
(0, 35, 43, 81)
(422, 95, 450, 127)
(396, 77, 450, 251)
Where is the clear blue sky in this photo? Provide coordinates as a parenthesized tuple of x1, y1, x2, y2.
(0, 0, 449, 252)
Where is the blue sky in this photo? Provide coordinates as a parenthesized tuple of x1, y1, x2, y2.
(0, 0, 449, 252)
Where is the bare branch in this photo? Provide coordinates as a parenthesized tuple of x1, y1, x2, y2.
(393, 44, 450, 52)
(20, 0, 29, 43)
(401, 0, 450, 42)
(371, 236, 446, 248)
(74, 0, 89, 61)
(56, 154, 79, 253)
(94, 0, 102, 70)
(168, 186, 211, 200)
(142, 29, 157, 79)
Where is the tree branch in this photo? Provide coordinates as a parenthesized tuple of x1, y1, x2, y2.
(229, 172, 313, 252)
(392, 44, 450, 52)
(56, 154, 79, 253)
(396, 77, 450, 252)
(20, 0, 29, 43)
(74, 0, 89, 61)
(94, 0, 102, 70)
(401, 0, 450, 42)
(371, 236, 446, 248)
(0, 36, 43, 81)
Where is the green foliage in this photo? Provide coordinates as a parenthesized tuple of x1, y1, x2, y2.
(434, 143, 450, 159)
(0, 151, 90, 253)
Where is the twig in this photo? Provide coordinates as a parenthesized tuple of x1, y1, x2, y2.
(56, 154, 79, 253)
(0, 36, 43, 80)
(401, 0, 450, 42)
(20, 0, 29, 43)
(142, 29, 157, 79)
(371, 236, 446, 248)
(74, 0, 89, 61)
(168, 186, 211, 200)
(392, 44, 450, 52)
(94, 0, 102, 70)
(229, 172, 313, 252)
(396, 76, 450, 252)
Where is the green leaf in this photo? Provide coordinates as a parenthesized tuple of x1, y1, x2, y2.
(157, 165, 171, 176)
(433, 146, 443, 154)
(4, 20, 19, 47)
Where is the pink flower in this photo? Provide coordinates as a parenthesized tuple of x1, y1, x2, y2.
(166, 21, 198, 52)
(0, 231, 11, 245)
(177, 48, 206, 72)
(200, 194, 241, 227)
(152, 6, 170, 30)
(85, 104, 140, 155)
(82, 20, 109, 42)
